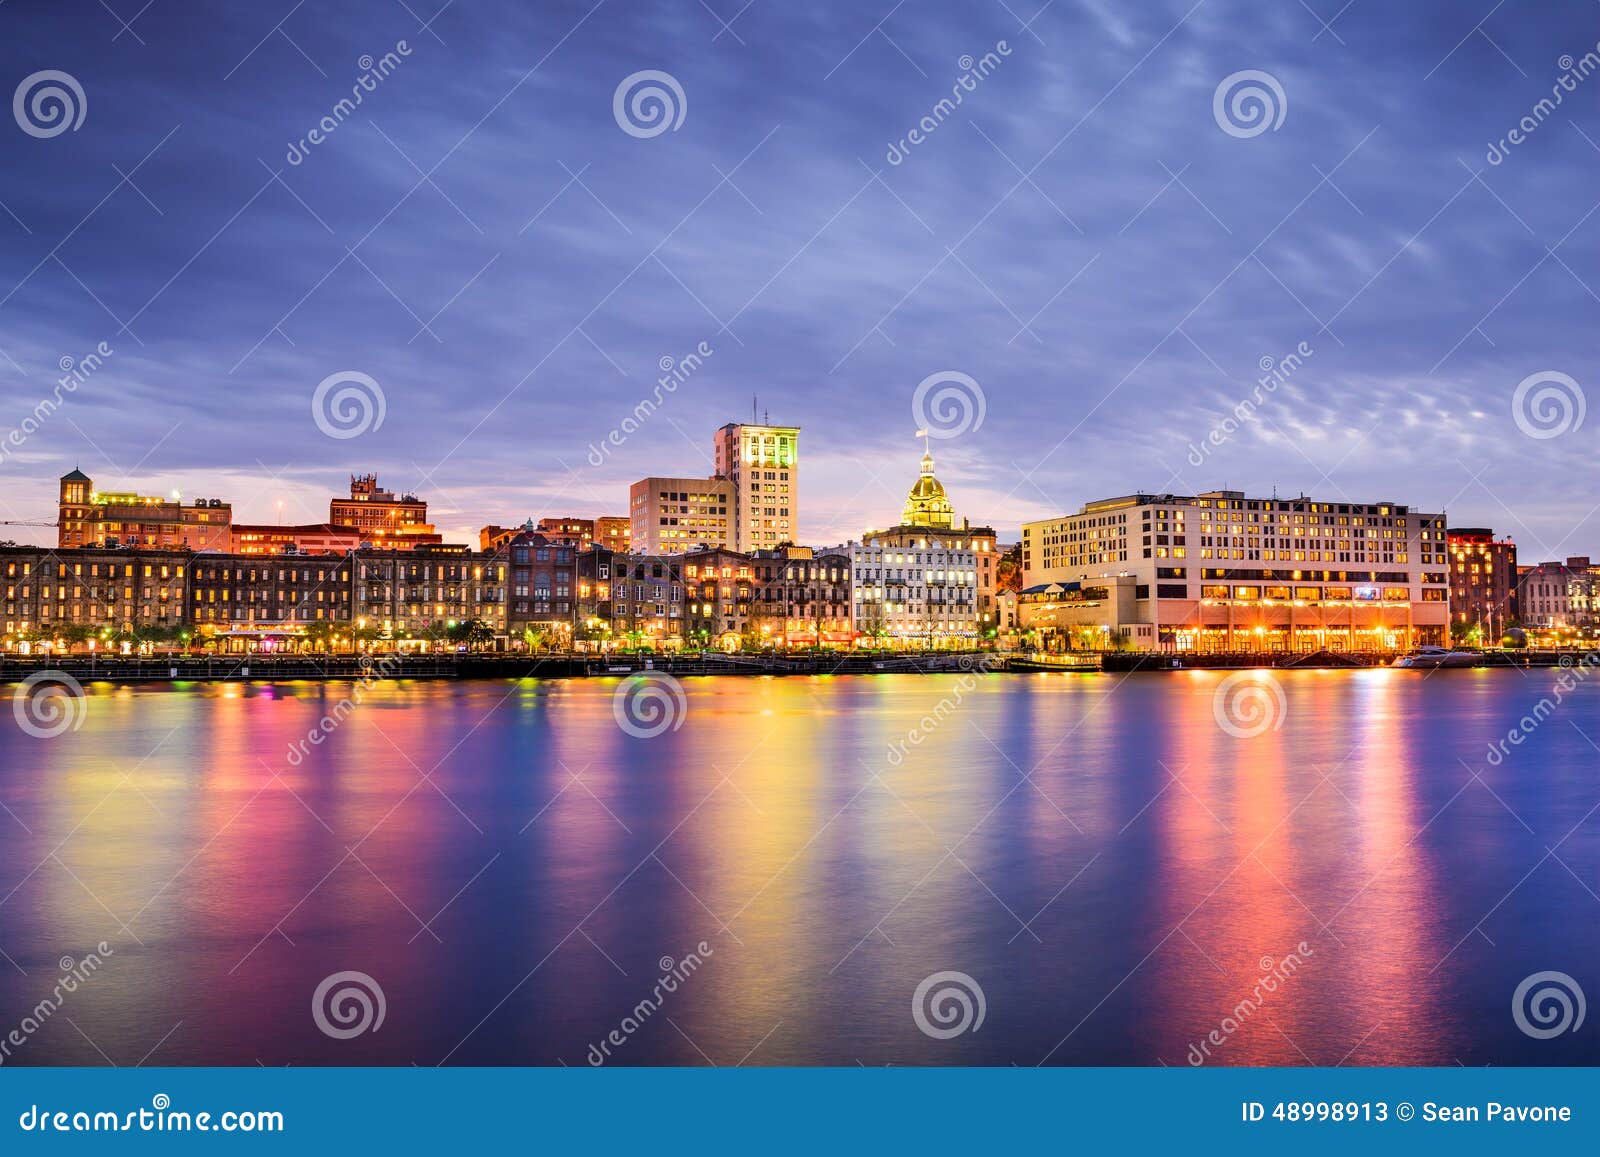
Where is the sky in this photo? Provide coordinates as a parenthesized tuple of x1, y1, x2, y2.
(1, 0, 1598, 557)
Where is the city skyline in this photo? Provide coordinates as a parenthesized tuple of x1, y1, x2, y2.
(3, 3, 1599, 559)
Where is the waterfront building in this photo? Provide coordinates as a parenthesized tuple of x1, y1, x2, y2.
(1447, 528, 1518, 640)
(352, 547, 506, 647)
(749, 545, 853, 648)
(1517, 557, 1598, 631)
(682, 547, 757, 649)
(330, 474, 441, 548)
(190, 553, 354, 651)
(56, 469, 232, 551)
(230, 523, 360, 556)
(714, 422, 799, 551)
(1020, 490, 1450, 652)
(629, 476, 733, 555)
(575, 546, 620, 648)
(609, 553, 686, 647)
(496, 529, 575, 646)
(3, 545, 186, 649)
(844, 538, 979, 649)
(534, 517, 595, 546)
(863, 445, 999, 633)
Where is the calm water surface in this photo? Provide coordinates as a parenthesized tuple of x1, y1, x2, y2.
(1, 669, 1596, 1066)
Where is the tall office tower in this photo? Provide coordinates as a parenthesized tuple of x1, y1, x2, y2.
(714, 422, 799, 552)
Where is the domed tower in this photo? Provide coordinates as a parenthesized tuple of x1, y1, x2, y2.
(902, 446, 955, 530)
(58, 468, 93, 548)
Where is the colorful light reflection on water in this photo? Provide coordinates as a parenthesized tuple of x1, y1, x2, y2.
(0, 670, 1595, 1066)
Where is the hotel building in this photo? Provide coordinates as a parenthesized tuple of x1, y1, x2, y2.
(4, 546, 187, 643)
(1020, 490, 1450, 652)
(714, 422, 798, 551)
(57, 469, 232, 551)
(330, 474, 441, 548)
(750, 546, 853, 648)
(628, 476, 733, 555)
(1447, 528, 1517, 640)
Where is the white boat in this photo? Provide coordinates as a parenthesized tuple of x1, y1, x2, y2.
(1391, 646, 1483, 669)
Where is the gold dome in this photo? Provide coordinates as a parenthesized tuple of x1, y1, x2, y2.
(903, 449, 955, 529)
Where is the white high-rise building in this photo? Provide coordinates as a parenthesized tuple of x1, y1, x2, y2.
(714, 422, 798, 552)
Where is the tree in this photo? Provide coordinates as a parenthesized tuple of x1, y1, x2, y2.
(303, 620, 334, 652)
(449, 618, 493, 651)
